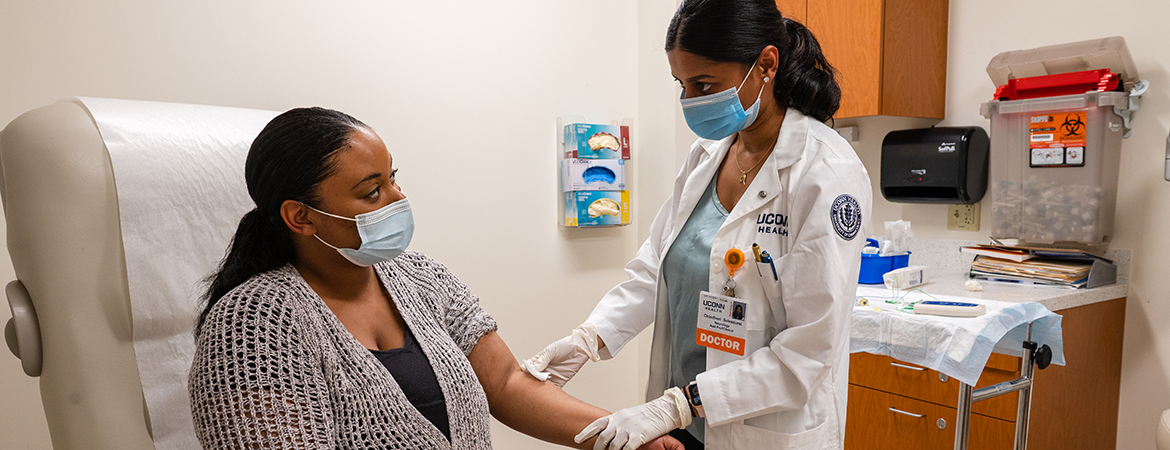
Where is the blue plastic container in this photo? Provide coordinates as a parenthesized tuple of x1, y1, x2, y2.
(859, 239, 911, 284)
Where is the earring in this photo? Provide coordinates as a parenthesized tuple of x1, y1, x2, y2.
(764, 76, 771, 82)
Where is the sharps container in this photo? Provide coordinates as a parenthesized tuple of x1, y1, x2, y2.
(980, 37, 1146, 245)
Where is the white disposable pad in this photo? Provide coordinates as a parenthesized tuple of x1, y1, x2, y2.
(850, 286, 1064, 386)
(76, 97, 279, 450)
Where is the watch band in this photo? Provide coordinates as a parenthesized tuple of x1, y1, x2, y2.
(686, 381, 705, 418)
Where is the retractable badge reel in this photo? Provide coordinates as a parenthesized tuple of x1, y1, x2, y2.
(723, 248, 745, 297)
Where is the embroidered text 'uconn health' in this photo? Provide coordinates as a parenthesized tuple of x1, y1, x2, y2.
(757, 213, 788, 236)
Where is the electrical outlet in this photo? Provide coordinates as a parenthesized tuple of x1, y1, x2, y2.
(947, 203, 980, 231)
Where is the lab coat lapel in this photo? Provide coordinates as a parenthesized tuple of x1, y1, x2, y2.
(665, 137, 732, 248)
(720, 109, 808, 230)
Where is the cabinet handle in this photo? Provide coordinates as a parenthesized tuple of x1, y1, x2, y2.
(888, 407, 924, 418)
(889, 362, 925, 371)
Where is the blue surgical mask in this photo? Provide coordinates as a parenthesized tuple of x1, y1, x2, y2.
(680, 60, 766, 141)
(303, 198, 414, 267)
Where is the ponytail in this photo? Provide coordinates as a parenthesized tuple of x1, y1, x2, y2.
(196, 209, 292, 335)
(775, 18, 841, 122)
(195, 107, 368, 336)
(665, 0, 841, 122)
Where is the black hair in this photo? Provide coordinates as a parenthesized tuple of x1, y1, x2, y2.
(665, 0, 841, 122)
(195, 107, 368, 335)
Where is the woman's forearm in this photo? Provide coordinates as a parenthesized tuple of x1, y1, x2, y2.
(469, 331, 605, 449)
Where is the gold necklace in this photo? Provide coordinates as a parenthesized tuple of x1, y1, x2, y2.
(732, 143, 771, 185)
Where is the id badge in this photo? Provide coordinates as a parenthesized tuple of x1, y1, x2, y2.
(696, 291, 748, 356)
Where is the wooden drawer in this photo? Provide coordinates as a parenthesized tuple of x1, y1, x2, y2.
(844, 384, 1014, 449)
(849, 352, 1021, 422)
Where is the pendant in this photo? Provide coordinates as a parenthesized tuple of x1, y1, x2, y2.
(739, 173, 747, 185)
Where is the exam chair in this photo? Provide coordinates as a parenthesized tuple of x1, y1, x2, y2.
(1, 98, 273, 449)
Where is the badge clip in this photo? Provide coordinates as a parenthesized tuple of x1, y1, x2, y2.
(723, 248, 745, 297)
(724, 248, 745, 277)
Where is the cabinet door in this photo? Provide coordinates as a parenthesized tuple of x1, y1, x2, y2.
(775, 0, 807, 24)
(805, 0, 883, 118)
(880, 0, 948, 118)
(845, 385, 1014, 449)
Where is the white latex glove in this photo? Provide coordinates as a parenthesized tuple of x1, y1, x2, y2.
(520, 323, 601, 387)
(574, 387, 692, 450)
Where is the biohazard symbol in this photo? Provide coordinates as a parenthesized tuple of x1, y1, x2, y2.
(1061, 114, 1084, 137)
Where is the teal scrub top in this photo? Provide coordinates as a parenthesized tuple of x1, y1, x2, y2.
(662, 170, 728, 442)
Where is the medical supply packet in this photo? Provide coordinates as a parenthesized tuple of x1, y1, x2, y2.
(850, 286, 1064, 386)
(883, 265, 929, 289)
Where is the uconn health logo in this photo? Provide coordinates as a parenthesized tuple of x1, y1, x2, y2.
(756, 213, 788, 236)
(830, 194, 861, 241)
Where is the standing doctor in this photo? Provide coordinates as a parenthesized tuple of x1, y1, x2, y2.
(523, 1, 871, 449)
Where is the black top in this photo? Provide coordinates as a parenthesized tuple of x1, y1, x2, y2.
(369, 328, 451, 442)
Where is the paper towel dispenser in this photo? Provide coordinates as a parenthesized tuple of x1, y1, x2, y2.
(881, 126, 989, 204)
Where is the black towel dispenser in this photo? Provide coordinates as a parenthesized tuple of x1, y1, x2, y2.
(881, 126, 989, 204)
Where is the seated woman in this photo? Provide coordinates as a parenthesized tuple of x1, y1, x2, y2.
(188, 107, 681, 450)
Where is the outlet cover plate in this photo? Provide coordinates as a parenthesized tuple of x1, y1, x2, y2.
(947, 203, 980, 231)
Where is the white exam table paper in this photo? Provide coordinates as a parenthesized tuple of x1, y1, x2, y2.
(850, 285, 1065, 386)
(76, 97, 279, 450)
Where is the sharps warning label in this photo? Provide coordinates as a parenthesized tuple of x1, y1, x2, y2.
(1029, 111, 1087, 167)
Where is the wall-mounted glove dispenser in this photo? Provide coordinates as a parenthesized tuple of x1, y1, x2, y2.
(557, 116, 631, 227)
(880, 126, 989, 204)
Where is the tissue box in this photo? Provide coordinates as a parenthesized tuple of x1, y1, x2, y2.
(564, 191, 630, 227)
(883, 265, 929, 289)
(563, 123, 630, 159)
(562, 159, 626, 191)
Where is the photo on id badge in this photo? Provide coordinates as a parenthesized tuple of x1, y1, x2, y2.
(732, 301, 746, 321)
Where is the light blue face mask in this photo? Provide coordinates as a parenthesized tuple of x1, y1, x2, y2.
(303, 198, 414, 267)
(680, 59, 767, 141)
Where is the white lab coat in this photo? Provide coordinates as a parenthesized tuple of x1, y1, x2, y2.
(586, 108, 871, 450)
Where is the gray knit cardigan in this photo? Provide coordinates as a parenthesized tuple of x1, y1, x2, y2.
(189, 251, 497, 449)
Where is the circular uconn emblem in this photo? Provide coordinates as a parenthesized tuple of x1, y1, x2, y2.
(830, 194, 861, 240)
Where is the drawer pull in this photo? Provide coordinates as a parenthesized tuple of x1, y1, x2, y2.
(889, 362, 925, 371)
(888, 407, 924, 418)
(936, 418, 947, 429)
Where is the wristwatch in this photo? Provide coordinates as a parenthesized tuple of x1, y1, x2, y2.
(686, 381, 705, 418)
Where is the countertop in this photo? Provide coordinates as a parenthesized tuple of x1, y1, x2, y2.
(858, 239, 1130, 312)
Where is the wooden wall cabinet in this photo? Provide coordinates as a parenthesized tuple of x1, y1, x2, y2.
(775, 0, 949, 119)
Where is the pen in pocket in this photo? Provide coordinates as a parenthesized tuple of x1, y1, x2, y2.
(759, 250, 778, 281)
(751, 243, 764, 276)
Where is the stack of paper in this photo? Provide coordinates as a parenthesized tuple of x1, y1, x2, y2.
(961, 244, 1114, 288)
(970, 256, 1092, 287)
(959, 246, 1033, 262)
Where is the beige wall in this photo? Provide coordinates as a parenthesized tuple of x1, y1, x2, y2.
(4, 0, 1170, 449)
(0, 1, 679, 448)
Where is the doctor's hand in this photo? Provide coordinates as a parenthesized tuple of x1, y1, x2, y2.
(521, 323, 601, 387)
(574, 387, 691, 450)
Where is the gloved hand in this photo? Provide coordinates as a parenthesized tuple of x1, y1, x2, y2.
(574, 387, 692, 450)
(521, 323, 601, 387)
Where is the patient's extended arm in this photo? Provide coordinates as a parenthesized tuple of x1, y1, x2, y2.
(469, 331, 682, 450)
